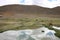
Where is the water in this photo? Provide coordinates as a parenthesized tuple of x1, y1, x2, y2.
(52, 26, 60, 30)
(0, 27, 60, 40)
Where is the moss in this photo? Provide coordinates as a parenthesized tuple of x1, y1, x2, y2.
(54, 29, 60, 38)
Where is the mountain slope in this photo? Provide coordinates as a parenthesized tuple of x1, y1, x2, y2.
(0, 4, 60, 18)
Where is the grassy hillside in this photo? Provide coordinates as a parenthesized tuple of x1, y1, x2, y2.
(0, 17, 60, 31)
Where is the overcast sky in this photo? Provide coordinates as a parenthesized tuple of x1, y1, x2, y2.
(0, 0, 60, 8)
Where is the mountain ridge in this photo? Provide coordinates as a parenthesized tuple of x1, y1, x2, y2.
(0, 4, 60, 18)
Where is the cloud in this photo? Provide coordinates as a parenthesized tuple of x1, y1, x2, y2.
(0, 0, 19, 6)
(34, 0, 60, 8)
(0, 0, 60, 8)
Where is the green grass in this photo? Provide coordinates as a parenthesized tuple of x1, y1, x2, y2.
(43, 24, 60, 38)
(0, 17, 60, 38)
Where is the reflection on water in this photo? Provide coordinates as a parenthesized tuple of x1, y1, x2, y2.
(0, 27, 60, 40)
(46, 32, 54, 36)
(17, 31, 34, 40)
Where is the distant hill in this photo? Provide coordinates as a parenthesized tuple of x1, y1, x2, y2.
(0, 4, 60, 18)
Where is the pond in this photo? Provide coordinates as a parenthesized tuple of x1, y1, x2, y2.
(0, 27, 60, 40)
